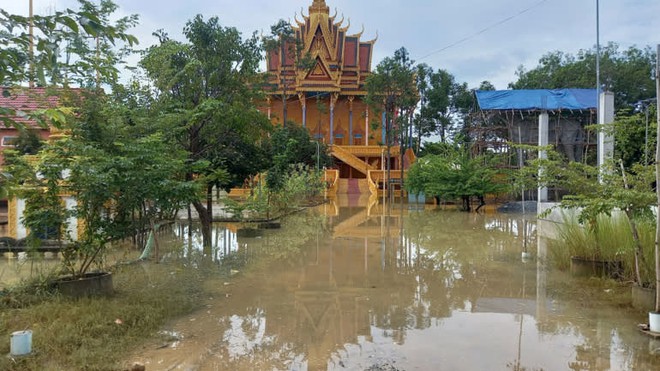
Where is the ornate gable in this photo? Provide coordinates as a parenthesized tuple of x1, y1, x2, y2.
(267, 0, 376, 95)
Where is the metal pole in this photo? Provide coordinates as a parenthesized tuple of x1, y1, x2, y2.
(654, 43, 660, 313)
(646, 106, 650, 165)
(596, 0, 601, 119)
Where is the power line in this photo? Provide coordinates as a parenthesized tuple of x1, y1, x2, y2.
(416, 0, 548, 61)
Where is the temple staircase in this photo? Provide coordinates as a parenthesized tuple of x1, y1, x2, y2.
(337, 179, 370, 194)
(330, 145, 375, 176)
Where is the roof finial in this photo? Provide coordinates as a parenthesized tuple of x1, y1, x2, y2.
(310, 0, 329, 14)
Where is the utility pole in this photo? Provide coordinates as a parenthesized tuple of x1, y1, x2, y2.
(595, 0, 600, 95)
(654, 43, 660, 314)
(29, 0, 34, 88)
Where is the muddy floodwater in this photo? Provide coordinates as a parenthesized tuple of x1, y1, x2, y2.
(56, 199, 660, 369)
(118, 198, 660, 371)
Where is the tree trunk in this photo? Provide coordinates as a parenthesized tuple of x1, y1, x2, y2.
(475, 195, 486, 213)
(192, 200, 212, 251)
(187, 203, 192, 238)
(620, 161, 646, 285)
(462, 196, 471, 212)
(206, 184, 213, 224)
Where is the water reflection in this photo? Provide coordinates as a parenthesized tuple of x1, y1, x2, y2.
(5, 199, 657, 369)
(112, 202, 660, 369)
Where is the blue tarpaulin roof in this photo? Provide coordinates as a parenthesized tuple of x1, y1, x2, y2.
(476, 89, 597, 111)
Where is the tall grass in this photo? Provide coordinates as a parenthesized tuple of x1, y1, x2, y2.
(549, 212, 655, 284)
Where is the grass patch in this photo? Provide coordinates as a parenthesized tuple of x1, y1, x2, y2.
(0, 260, 212, 370)
(548, 212, 656, 285)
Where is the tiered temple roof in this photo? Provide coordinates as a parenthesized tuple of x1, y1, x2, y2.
(266, 0, 376, 95)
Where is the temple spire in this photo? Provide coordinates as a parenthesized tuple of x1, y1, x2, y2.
(310, 0, 329, 14)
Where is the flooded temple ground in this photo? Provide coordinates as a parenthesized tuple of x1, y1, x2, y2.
(118, 198, 659, 370)
(5, 198, 659, 370)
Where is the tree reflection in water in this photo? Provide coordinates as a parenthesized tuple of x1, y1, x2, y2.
(133, 200, 660, 370)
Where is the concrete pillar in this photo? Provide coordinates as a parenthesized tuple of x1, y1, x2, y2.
(538, 112, 549, 203)
(597, 91, 615, 168)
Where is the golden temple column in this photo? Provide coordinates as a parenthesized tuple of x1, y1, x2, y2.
(330, 93, 338, 145)
(348, 96, 354, 145)
(299, 93, 307, 128)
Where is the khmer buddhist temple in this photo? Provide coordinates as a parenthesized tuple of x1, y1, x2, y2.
(262, 0, 415, 197)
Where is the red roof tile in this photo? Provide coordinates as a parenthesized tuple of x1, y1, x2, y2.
(0, 87, 81, 128)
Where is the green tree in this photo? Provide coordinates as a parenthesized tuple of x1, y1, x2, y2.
(266, 124, 331, 191)
(406, 146, 507, 211)
(56, 0, 139, 88)
(5, 125, 195, 277)
(413, 64, 434, 153)
(0, 0, 138, 128)
(613, 107, 657, 168)
(416, 67, 473, 143)
(510, 44, 656, 108)
(365, 47, 418, 196)
(12, 129, 44, 155)
(4, 149, 69, 246)
(517, 147, 655, 285)
(262, 19, 315, 126)
(140, 15, 269, 248)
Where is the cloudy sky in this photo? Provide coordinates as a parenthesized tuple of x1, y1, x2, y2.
(6, 0, 660, 89)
